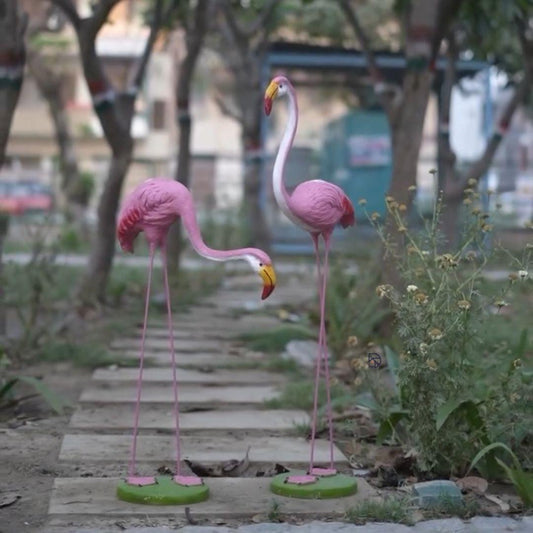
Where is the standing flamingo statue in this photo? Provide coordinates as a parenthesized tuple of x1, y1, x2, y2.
(264, 76, 357, 499)
(115, 177, 276, 504)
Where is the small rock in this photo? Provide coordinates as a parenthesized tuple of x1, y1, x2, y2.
(412, 479, 463, 508)
(283, 340, 329, 368)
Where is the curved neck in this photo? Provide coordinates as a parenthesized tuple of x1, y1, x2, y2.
(272, 84, 298, 216)
(181, 207, 252, 262)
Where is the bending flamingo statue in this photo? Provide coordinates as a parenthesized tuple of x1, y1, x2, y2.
(264, 76, 356, 498)
(115, 177, 276, 504)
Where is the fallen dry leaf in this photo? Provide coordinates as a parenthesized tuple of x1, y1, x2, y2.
(456, 476, 488, 494)
(185, 446, 250, 477)
(484, 493, 511, 512)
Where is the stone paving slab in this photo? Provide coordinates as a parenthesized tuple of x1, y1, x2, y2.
(137, 327, 237, 340)
(146, 314, 281, 331)
(59, 434, 347, 465)
(93, 368, 284, 385)
(113, 351, 258, 368)
(48, 477, 376, 518)
(70, 406, 308, 431)
(111, 338, 227, 353)
(80, 384, 279, 404)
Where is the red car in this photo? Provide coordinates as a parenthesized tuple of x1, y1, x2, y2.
(0, 181, 54, 215)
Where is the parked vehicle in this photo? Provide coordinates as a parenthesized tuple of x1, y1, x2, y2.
(0, 181, 54, 215)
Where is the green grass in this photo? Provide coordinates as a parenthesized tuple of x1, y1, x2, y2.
(265, 379, 348, 411)
(38, 341, 140, 369)
(421, 494, 480, 520)
(345, 498, 413, 525)
(239, 325, 314, 354)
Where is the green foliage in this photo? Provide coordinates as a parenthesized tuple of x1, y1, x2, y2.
(39, 341, 138, 369)
(345, 497, 413, 525)
(459, 0, 530, 74)
(266, 499, 283, 522)
(324, 262, 390, 359)
(422, 494, 480, 520)
(265, 379, 347, 411)
(366, 184, 532, 475)
(59, 226, 84, 252)
(239, 325, 314, 353)
(469, 442, 533, 508)
(0, 353, 70, 415)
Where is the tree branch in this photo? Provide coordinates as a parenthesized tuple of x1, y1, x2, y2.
(49, 0, 81, 30)
(214, 92, 242, 123)
(243, 0, 277, 37)
(337, 0, 398, 120)
(430, 0, 464, 64)
(86, 0, 122, 39)
(130, 0, 165, 91)
(218, 1, 247, 45)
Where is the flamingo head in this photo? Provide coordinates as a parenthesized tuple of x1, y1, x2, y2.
(264, 75, 290, 116)
(245, 253, 277, 300)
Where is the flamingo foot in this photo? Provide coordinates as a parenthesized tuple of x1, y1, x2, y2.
(310, 467, 337, 477)
(174, 475, 204, 487)
(285, 474, 318, 485)
(126, 476, 157, 486)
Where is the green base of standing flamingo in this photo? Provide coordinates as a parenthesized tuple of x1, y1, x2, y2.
(116, 476, 209, 505)
(270, 471, 357, 499)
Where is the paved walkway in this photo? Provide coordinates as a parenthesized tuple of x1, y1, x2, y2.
(45, 274, 530, 532)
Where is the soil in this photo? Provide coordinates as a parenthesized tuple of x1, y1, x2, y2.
(0, 362, 91, 533)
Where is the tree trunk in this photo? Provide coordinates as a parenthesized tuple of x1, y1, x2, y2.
(0, 215, 9, 338)
(242, 129, 271, 251)
(0, 0, 27, 167)
(166, 1, 210, 278)
(382, 70, 435, 288)
(26, 51, 84, 221)
(77, 146, 132, 305)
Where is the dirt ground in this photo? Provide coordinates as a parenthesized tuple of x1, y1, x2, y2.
(0, 362, 91, 533)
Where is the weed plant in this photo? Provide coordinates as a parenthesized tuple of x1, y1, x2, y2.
(361, 180, 532, 476)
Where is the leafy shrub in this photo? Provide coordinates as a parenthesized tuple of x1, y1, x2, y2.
(364, 184, 532, 475)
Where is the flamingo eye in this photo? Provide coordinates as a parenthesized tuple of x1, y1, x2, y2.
(259, 262, 263, 267)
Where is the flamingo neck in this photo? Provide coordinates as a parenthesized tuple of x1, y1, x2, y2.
(272, 84, 298, 219)
(181, 207, 252, 263)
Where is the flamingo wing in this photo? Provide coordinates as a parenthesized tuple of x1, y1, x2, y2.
(289, 180, 355, 232)
(117, 178, 182, 252)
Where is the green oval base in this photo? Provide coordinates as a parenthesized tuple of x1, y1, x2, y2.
(116, 476, 209, 505)
(270, 471, 357, 499)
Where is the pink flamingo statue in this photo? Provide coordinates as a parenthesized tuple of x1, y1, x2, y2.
(115, 177, 276, 503)
(264, 76, 356, 496)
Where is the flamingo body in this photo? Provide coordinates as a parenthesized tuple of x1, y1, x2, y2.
(288, 179, 355, 234)
(116, 177, 275, 487)
(265, 75, 355, 481)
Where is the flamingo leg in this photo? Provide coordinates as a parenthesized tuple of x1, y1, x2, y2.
(128, 243, 156, 483)
(320, 234, 335, 470)
(160, 244, 182, 478)
(308, 234, 323, 474)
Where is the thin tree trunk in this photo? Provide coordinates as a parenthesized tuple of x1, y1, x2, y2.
(0, 0, 27, 336)
(26, 50, 83, 220)
(78, 146, 133, 304)
(0, 215, 8, 337)
(167, 0, 210, 277)
(242, 130, 271, 250)
(0, 0, 27, 167)
(382, 70, 435, 288)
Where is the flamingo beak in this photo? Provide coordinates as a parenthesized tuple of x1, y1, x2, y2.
(264, 81, 278, 116)
(259, 264, 276, 300)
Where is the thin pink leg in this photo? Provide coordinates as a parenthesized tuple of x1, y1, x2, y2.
(319, 234, 335, 471)
(128, 244, 156, 482)
(160, 244, 182, 477)
(308, 235, 323, 475)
